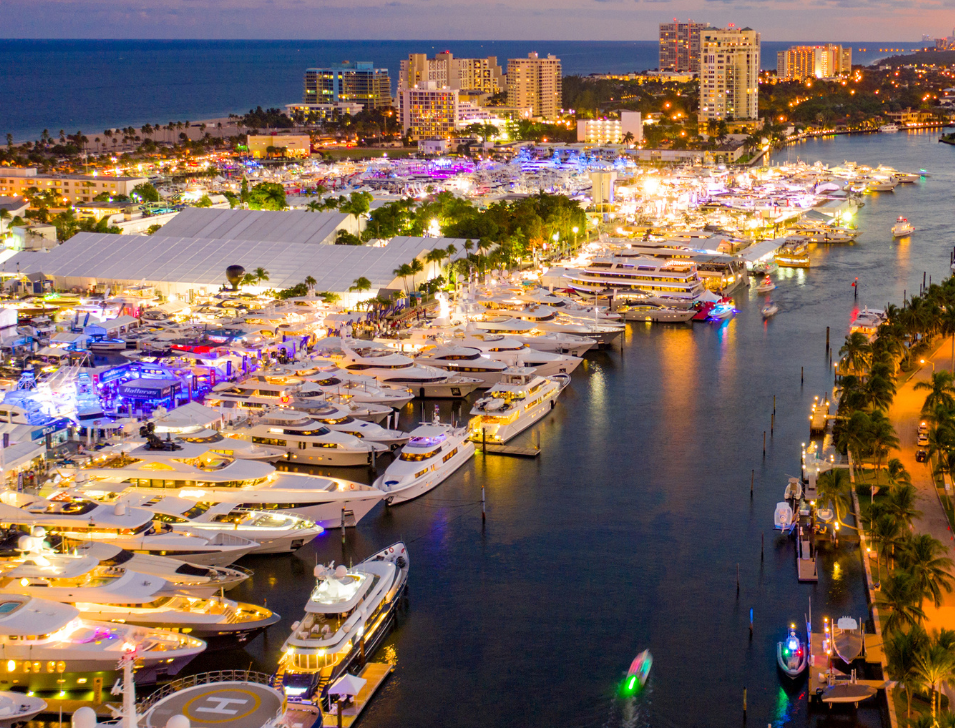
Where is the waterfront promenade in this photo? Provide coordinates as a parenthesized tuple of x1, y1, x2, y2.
(888, 337, 955, 630)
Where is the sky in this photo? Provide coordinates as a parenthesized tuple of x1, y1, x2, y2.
(0, 0, 947, 41)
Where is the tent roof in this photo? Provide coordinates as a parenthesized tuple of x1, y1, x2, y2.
(152, 401, 221, 430)
(328, 673, 367, 696)
(157, 208, 353, 245)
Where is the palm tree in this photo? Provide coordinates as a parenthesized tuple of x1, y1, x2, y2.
(915, 370, 955, 414)
(867, 410, 899, 473)
(885, 624, 929, 719)
(898, 534, 955, 607)
(425, 249, 444, 278)
(409, 258, 424, 295)
(622, 131, 635, 146)
(304, 275, 316, 292)
(349, 277, 372, 295)
(887, 458, 912, 487)
(253, 267, 269, 284)
(863, 374, 896, 411)
(914, 640, 955, 723)
(882, 484, 921, 530)
(393, 264, 413, 295)
(871, 513, 905, 574)
(876, 571, 927, 634)
(816, 468, 852, 526)
(839, 331, 872, 374)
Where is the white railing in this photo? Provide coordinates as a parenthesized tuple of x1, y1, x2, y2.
(137, 670, 275, 714)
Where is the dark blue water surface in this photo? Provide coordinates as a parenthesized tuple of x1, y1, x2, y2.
(182, 129, 955, 727)
(0, 39, 926, 142)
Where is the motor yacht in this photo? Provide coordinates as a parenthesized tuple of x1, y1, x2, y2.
(260, 402, 408, 449)
(373, 419, 475, 504)
(415, 346, 510, 387)
(447, 331, 582, 377)
(563, 256, 705, 308)
(891, 216, 914, 237)
(517, 332, 596, 357)
(227, 409, 388, 468)
(293, 384, 393, 424)
(0, 692, 46, 726)
(66, 436, 386, 529)
(174, 428, 285, 461)
(615, 304, 695, 323)
(777, 624, 808, 678)
(337, 343, 482, 399)
(467, 368, 566, 444)
(0, 594, 205, 690)
(774, 240, 810, 269)
(262, 362, 415, 408)
(471, 313, 622, 347)
(849, 307, 886, 339)
(866, 178, 897, 192)
(878, 124, 899, 133)
(276, 542, 409, 701)
(1, 496, 259, 567)
(101, 492, 323, 554)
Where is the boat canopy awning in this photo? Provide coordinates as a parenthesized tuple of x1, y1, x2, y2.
(738, 239, 786, 263)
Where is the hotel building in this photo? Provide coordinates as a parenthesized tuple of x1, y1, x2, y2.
(304, 62, 392, 110)
(659, 21, 710, 73)
(698, 27, 760, 125)
(399, 83, 459, 140)
(506, 53, 562, 121)
(576, 112, 643, 144)
(400, 52, 505, 95)
(0, 168, 147, 204)
(776, 45, 852, 81)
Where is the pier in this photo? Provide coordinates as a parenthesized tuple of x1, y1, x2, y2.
(322, 663, 393, 728)
(477, 443, 541, 458)
(797, 527, 818, 582)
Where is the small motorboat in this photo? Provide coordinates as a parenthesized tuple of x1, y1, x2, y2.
(833, 617, 864, 663)
(821, 683, 877, 705)
(762, 302, 779, 319)
(755, 276, 776, 293)
(891, 216, 914, 238)
(625, 650, 652, 692)
(774, 502, 795, 531)
(751, 260, 778, 275)
(784, 478, 802, 502)
(708, 302, 735, 320)
(777, 624, 808, 678)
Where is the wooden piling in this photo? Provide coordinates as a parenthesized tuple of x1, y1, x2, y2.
(771, 412, 774, 436)
(341, 507, 346, 543)
(482, 482, 486, 522)
(761, 533, 764, 561)
(825, 326, 829, 350)
(743, 687, 747, 717)
(801, 366, 804, 385)
(737, 563, 740, 595)
(763, 431, 766, 456)
(750, 469, 754, 498)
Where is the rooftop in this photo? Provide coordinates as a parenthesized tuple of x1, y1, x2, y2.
(157, 207, 354, 245)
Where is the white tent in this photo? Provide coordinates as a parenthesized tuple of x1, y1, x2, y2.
(328, 673, 367, 697)
(151, 401, 221, 432)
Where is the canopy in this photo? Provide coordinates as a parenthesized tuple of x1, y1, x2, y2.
(118, 377, 181, 399)
(328, 673, 367, 697)
(152, 402, 220, 432)
(699, 290, 721, 303)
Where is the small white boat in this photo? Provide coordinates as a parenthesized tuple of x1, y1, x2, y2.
(762, 302, 779, 319)
(777, 624, 808, 678)
(624, 649, 652, 692)
(821, 683, 877, 705)
(708, 303, 735, 320)
(88, 338, 127, 353)
(891, 216, 914, 237)
(833, 617, 863, 663)
(774, 502, 795, 531)
(755, 276, 776, 293)
(784, 477, 802, 501)
(0, 692, 46, 727)
(879, 124, 899, 133)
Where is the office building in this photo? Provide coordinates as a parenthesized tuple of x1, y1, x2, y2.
(699, 27, 760, 125)
(400, 52, 505, 94)
(659, 21, 710, 73)
(0, 168, 147, 204)
(304, 61, 392, 110)
(507, 53, 562, 121)
(399, 83, 460, 140)
(776, 45, 852, 80)
(576, 112, 643, 144)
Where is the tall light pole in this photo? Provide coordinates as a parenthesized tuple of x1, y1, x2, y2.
(572, 225, 579, 255)
(920, 358, 936, 374)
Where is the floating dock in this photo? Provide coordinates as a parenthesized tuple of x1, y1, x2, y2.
(808, 632, 888, 701)
(477, 443, 541, 458)
(810, 397, 830, 435)
(797, 529, 818, 582)
(322, 663, 393, 728)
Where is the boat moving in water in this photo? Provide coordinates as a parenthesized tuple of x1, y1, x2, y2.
(625, 650, 652, 692)
(892, 216, 915, 238)
(777, 624, 808, 678)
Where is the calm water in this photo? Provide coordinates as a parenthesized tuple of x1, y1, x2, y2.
(0, 40, 926, 142)
(183, 129, 955, 726)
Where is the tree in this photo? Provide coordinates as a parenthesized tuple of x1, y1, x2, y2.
(883, 484, 921, 531)
(349, 277, 372, 295)
(898, 534, 955, 608)
(393, 264, 413, 295)
(622, 131, 635, 146)
(253, 267, 269, 284)
(304, 276, 316, 293)
(246, 182, 286, 211)
(145, 224, 163, 235)
(339, 191, 372, 218)
(867, 410, 900, 473)
(335, 230, 363, 246)
(914, 640, 955, 723)
(885, 624, 929, 719)
(194, 194, 214, 208)
(876, 571, 927, 634)
(915, 370, 955, 414)
(816, 468, 852, 526)
(839, 331, 872, 374)
(425, 248, 444, 278)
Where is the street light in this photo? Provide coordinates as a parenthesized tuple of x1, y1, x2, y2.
(920, 358, 936, 373)
(572, 225, 579, 254)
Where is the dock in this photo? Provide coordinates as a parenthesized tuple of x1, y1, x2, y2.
(810, 397, 830, 435)
(476, 443, 541, 458)
(323, 663, 393, 728)
(808, 632, 888, 699)
(797, 529, 818, 582)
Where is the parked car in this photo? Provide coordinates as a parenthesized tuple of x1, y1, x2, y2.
(916, 449, 929, 463)
(918, 421, 929, 435)
(918, 433, 930, 447)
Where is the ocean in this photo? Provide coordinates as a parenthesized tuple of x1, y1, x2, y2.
(0, 39, 927, 143)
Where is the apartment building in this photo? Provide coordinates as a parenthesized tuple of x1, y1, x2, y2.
(400, 52, 505, 94)
(399, 83, 460, 140)
(659, 21, 710, 73)
(304, 61, 392, 110)
(506, 53, 562, 121)
(699, 27, 761, 125)
(776, 45, 852, 81)
(0, 168, 148, 204)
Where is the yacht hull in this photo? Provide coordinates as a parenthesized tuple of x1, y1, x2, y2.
(0, 654, 199, 691)
(286, 448, 375, 467)
(469, 388, 561, 444)
(375, 443, 475, 505)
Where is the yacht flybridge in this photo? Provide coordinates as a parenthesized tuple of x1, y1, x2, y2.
(338, 343, 483, 399)
(66, 434, 385, 529)
(445, 331, 583, 377)
(251, 402, 409, 449)
(415, 345, 511, 387)
(0, 594, 205, 690)
(0, 497, 258, 566)
(277, 542, 409, 702)
(227, 409, 388, 468)
(468, 368, 566, 444)
(261, 361, 415, 408)
(563, 256, 705, 306)
(374, 419, 475, 505)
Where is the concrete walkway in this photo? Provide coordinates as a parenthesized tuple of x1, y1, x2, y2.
(887, 336, 955, 629)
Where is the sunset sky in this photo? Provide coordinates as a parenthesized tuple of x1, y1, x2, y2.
(0, 0, 945, 40)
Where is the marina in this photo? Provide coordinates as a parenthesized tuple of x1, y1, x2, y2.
(0, 127, 946, 728)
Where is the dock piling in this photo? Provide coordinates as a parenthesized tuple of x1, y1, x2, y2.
(750, 469, 754, 498)
(771, 412, 774, 436)
(743, 687, 747, 718)
(763, 431, 766, 456)
(761, 532, 764, 562)
(482, 482, 486, 522)
(773, 395, 776, 415)
(737, 563, 740, 595)
(826, 326, 829, 351)
(749, 608, 753, 639)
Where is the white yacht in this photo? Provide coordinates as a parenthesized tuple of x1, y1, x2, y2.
(563, 256, 705, 306)
(227, 409, 388, 468)
(67, 438, 386, 529)
(891, 216, 915, 237)
(879, 124, 899, 133)
(338, 343, 483, 399)
(447, 331, 582, 377)
(0, 692, 46, 726)
(518, 332, 596, 357)
(373, 420, 475, 504)
(471, 313, 622, 346)
(0, 594, 205, 690)
(3, 497, 259, 567)
(415, 345, 510, 387)
(103, 492, 323, 554)
(263, 361, 415, 408)
(264, 402, 409, 449)
(174, 428, 285, 461)
(467, 368, 566, 444)
(277, 542, 409, 701)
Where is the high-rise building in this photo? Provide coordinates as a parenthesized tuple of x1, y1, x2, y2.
(399, 52, 505, 94)
(576, 112, 643, 145)
(506, 53, 562, 121)
(304, 61, 392, 110)
(399, 82, 459, 140)
(699, 27, 760, 125)
(659, 21, 710, 73)
(776, 45, 852, 80)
